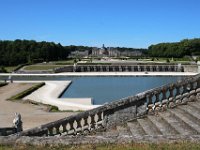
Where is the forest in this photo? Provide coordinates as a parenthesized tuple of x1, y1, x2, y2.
(0, 40, 92, 66)
(148, 38, 200, 58)
(0, 38, 200, 67)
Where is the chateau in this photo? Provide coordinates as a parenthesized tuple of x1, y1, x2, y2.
(92, 44, 142, 57)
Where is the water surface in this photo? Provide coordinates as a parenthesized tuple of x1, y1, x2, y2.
(0, 76, 183, 105)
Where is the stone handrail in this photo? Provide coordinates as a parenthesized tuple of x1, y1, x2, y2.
(19, 74, 200, 137)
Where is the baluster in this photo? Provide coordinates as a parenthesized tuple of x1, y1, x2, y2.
(183, 84, 188, 94)
(181, 83, 190, 104)
(69, 121, 75, 134)
(48, 127, 53, 136)
(146, 94, 153, 114)
(73, 120, 78, 134)
(55, 126, 60, 135)
(189, 82, 197, 102)
(175, 86, 181, 104)
(80, 118, 85, 130)
(87, 116, 92, 130)
(94, 114, 99, 128)
(197, 79, 200, 89)
(62, 123, 67, 133)
(138, 66, 141, 71)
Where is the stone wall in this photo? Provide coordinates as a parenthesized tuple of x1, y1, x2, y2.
(183, 65, 198, 73)
(17, 74, 200, 137)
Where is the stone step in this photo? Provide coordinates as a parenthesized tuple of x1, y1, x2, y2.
(188, 102, 200, 114)
(188, 102, 200, 112)
(137, 117, 162, 135)
(179, 104, 200, 122)
(127, 120, 146, 136)
(158, 111, 197, 135)
(147, 115, 179, 135)
(168, 108, 200, 134)
(116, 125, 131, 136)
(100, 128, 120, 136)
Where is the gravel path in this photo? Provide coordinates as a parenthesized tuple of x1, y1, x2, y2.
(0, 83, 76, 130)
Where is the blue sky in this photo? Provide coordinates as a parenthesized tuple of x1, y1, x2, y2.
(0, 0, 200, 48)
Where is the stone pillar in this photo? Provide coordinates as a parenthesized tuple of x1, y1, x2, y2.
(87, 66, 90, 72)
(100, 66, 103, 72)
(119, 66, 122, 72)
(81, 66, 84, 72)
(94, 66, 97, 72)
(138, 66, 141, 72)
(106, 66, 109, 72)
(150, 66, 153, 72)
(156, 66, 159, 72)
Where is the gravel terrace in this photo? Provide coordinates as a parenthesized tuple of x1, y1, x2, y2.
(0, 83, 76, 130)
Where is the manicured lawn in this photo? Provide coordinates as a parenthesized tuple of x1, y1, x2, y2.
(23, 65, 65, 71)
(4, 66, 18, 72)
(51, 59, 75, 65)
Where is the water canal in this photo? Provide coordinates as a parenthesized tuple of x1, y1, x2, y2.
(0, 76, 183, 105)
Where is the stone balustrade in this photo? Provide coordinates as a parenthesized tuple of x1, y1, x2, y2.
(54, 64, 184, 73)
(18, 74, 200, 137)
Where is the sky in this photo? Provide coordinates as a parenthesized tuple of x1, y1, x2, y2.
(0, 0, 200, 48)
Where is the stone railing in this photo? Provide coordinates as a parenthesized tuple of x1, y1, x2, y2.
(55, 64, 184, 73)
(18, 74, 200, 137)
(145, 75, 200, 113)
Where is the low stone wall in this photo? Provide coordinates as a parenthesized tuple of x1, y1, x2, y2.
(55, 64, 184, 73)
(183, 65, 198, 73)
(17, 73, 200, 137)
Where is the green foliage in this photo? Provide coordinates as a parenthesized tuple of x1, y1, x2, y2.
(0, 66, 7, 73)
(166, 58, 170, 63)
(48, 105, 59, 112)
(23, 65, 65, 71)
(9, 82, 45, 100)
(148, 38, 200, 58)
(0, 40, 93, 66)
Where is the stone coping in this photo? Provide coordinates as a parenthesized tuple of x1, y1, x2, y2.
(0, 72, 197, 77)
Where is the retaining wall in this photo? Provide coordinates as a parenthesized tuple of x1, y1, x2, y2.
(55, 64, 184, 73)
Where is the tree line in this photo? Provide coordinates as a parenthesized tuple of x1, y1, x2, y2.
(148, 38, 200, 58)
(0, 40, 92, 66)
(1, 38, 200, 66)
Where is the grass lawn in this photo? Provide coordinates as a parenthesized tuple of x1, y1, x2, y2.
(23, 65, 66, 71)
(1, 142, 200, 150)
(51, 59, 75, 65)
(4, 66, 18, 72)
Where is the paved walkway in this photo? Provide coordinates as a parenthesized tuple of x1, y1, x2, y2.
(0, 83, 76, 130)
(23, 81, 98, 111)
(0, 72, 198, 77)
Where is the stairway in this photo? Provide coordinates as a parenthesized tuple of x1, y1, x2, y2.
(101, 99, 200, 136)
